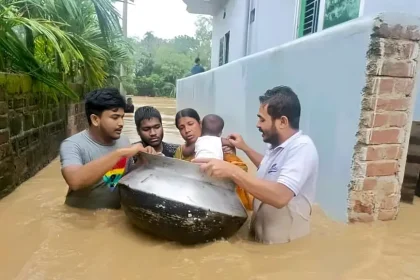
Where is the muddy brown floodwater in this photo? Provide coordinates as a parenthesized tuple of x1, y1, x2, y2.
(1, 96, 420, 280)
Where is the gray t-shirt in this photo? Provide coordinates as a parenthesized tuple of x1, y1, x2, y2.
(59, 130, 133, 209)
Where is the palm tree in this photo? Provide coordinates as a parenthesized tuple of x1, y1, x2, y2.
(0, 0, 132, 100)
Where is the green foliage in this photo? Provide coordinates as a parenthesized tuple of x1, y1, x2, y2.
(0, 0, 211, 100)
(127, 15, 212, 98)
(0, 0, 130, 101)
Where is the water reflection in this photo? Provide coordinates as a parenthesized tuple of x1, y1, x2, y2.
(0, 97, 420, 279)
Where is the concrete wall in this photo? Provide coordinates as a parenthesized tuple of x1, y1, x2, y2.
(211, 0, 298, 66)
(247, 0, 298, 55)
(177, 13, 420, 223)
(0, 74, 87, 198)
(211, 0, 248, 68)
(361, 0, 420, 18)
(178, 16, 373, 222)
(209, 0, 420, 69)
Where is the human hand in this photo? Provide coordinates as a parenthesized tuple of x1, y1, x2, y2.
(192, 158, 239, 179)
(120, 144, 157, 158)
(222, 144, 236, 155)
(142, 145, 158, 155)
(131, 145, 160, 168)
(227, 133, 248, 151)
(120, 143, 146, 158)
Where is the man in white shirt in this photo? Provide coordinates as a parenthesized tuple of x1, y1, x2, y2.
(193, 86, 319, 244)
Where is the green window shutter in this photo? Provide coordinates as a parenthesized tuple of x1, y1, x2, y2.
(298, 0, 321, 38)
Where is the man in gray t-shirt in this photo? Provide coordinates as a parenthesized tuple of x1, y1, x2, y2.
(59, 88, 154, 210)
(60, 130, 133, 209)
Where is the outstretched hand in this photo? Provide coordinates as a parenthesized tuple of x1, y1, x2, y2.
(227, 133, 248, 151)
(122, 144, 158, 157)
(192, 158, 239, 179)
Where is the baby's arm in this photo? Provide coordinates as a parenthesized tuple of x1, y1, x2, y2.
(182, 143, 196, 157)
(221, 137, 234, 148)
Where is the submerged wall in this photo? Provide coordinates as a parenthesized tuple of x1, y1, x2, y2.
(177, 13, 420, 223)
(0, 74, 87, 198)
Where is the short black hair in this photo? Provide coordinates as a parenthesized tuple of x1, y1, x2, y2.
(84, 88, 126, 125)
(195, 57, 200, 64)
(175, 108, 201, 129)
(134, 106, 162, 129)
(259, 86, 301, 129)
(201, 114, 224, 136)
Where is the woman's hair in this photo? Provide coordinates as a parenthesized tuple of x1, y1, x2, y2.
(175, 108, 200, 129)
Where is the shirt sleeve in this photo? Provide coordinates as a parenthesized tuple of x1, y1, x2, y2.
(59, 139, 83, 169)
(276, 143, 316, 196)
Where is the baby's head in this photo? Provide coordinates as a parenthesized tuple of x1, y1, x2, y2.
(201, 114, 224, 137)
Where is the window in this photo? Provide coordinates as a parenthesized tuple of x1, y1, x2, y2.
(218, 31, 230, 66)
(218, 37, 224, 66)
(297, 0, 320, 38)
(250, 8, 256, 23)
(323, 0, 361, 29)
(224, 31, 230, 64)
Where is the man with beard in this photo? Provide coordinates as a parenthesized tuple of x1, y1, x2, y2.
(193, 86, 319, 244)
(134, 106, 179, 157)
(60, 88, 155, 210)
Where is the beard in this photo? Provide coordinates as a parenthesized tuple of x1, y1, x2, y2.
(142, 132, 164, 148)
(260, 126, 279, 146)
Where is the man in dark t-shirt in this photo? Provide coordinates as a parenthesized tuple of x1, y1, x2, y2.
(125, 97, 134, 113)
(190, 58, 205, 75)
(133, 106, 179, 158)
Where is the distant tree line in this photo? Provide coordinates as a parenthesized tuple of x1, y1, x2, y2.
(121, 16, 212, 98)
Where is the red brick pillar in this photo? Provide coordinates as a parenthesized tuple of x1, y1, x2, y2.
(348, 17, 420, 222)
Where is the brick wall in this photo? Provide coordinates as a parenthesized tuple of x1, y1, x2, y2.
(348, 18, 420, 222)
(67, 83, 87, 137)
(0, 74, 87, 198)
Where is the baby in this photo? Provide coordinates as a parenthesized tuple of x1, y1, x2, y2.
(182, 114, 231, 159)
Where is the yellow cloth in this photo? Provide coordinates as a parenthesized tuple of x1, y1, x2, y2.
(174, 146, 254, 210)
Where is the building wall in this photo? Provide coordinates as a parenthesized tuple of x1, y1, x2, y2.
(177, 13, 420, 223)
(361, 0, 420, 17)
(210, 0, 249, 68)
(208, 0, 420, 69)
(360, 1, 420, 123)
(178, 16, 374, 222)
(0, 74, 87, 198)
(211, 0, 298, 66)
(248, 0, 298, 55)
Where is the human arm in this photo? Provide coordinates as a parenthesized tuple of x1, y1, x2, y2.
(182, 143, 195, 158)
(221, 137, 236, 154)
(127, 145, 158, 173)
(228, 134, 263, 167)
(193, 143, 315, 209)
(229, 168, 294, 209)
(221, 137, 234, 148)
(60, 141, 149, 191)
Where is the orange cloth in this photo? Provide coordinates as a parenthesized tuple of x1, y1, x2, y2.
(223, 153, 254, 211)
(174, 146, 254, 210)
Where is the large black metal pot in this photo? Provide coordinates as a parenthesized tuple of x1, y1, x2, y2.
(118, 153, 248, 245)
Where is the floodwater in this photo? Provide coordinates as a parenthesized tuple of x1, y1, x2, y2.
(1, 96, 420, 280)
